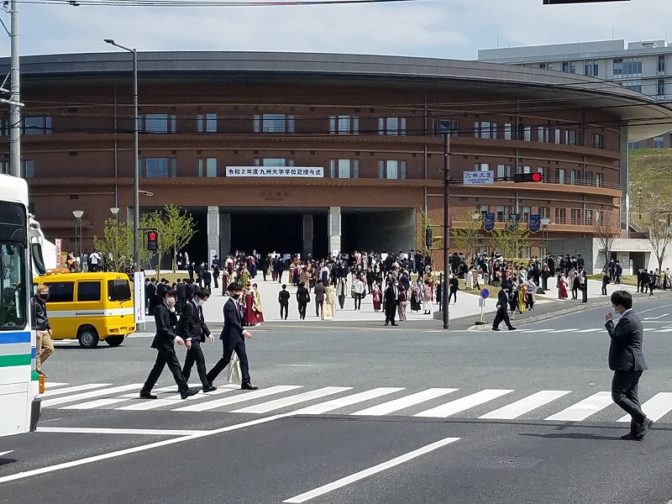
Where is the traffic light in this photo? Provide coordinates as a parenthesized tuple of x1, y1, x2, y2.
(146, 230, 158, 251)
(513, 172, 543, 183)
(425, 228, 433, 248)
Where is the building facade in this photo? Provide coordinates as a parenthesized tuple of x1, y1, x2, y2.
(1, 51, 671, 271)
(479, 39, 672, 148)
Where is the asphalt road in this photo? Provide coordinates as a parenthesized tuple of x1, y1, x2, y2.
(1, 296, 671, 504)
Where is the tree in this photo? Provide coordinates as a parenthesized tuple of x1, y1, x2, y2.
(642, 200, 672, 274)
(594, 209, 619, 270)
(450, 210, 482, 263)
(490, 227, 531, 260)
(93, 218, 153, 272)
(143, 205, 197, 275)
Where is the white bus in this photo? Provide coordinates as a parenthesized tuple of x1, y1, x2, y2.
(0, 174, 41, 437)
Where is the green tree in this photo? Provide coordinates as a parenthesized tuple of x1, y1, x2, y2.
(490, 227, 531, 260)
(94, 218, 154, 272)
(594, 209, 618, 270)
(143, 205, 197, 275)
(642, 199, 672, 274)
(450, 210, 482, 263)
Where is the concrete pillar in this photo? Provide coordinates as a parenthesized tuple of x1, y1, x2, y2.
(620, 125, 629, 231)
(302, 214, 314, 258)
(329, 206, 341, 256)
(220, 213, 231, 257)
(207, 206, 220, 263)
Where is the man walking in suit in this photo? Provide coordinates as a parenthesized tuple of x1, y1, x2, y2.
(492, 288, 516, 331)
(140, 289, 199, 400)
(278, 284, 290, 320)
(384, 279, 399, 326)
(206, 283, 258, 390)
(179, 289, 216, 392)
(605, 290, 653, 440)
(314, 280, 326, 318)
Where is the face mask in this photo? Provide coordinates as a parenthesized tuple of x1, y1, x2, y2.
(198, 299, 205, 306)
(232, 293, 241, 300)
(39, 293, 49, 301)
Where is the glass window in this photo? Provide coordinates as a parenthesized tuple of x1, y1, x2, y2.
(496, 206, 505, 222)
(585, 171, 593, 186)
(22, 160, 34, 179)
(522, 206, 531, 222)
(658, 55, 665, 73)
(44, 282, 74, 303)
(595, 173, 603, 187)
(474, 163, 489, 172)
(554, 128, 561, 144)
(585, 209, 593, 225)
(143, 158, 176, 178)
(378, 117, 406, 136)
(504, 123, 512, 140)
(496, 164, 511, 179)
(198, 158, 217, 177)
(584, 61, 599, 77)
(435, 119, 459, 137)
(555, 208, 566, 224)
(475, 121, 493, 139)
(254, 114, 294, 133)
(654, 137, 665, 148)
(23, 116, 52, 135)
(557, 168, 565, 184)
(254, 158, 294, 167)
(330, 115, 359, 135)
(0, 241, 27, 330)
(562, 61, 575, 74)
(377, 160, 407, 179)
(142, 114, 176, 134)
(108, 280, 132, 302)
(565, 130, 577, 145)
(592, 133, 604, 149)
(537, 126, 549, 143)
(657, 79, 665, 97)
(622, 81, 642, 93)
(77, 281, 101, 302)
(197, 114, 217, 133)
(570, 170, 577, 185)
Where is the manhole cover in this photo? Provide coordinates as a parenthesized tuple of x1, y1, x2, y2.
(475, 456, 542, 470)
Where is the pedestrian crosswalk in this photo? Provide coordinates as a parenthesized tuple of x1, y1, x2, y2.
(482, 326, 672, 333)
(40, 381, 672, 424)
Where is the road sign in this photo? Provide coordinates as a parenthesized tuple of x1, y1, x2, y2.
(483, 212, 495, 232)
(480, 288, 490, 299)
(463, 170, 494, 185)
(529, 214, 542, 233)
(133, 271, 146, 325)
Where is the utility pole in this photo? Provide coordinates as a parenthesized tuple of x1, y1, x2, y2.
(442, 133, 450, 330)
(9, 0, 21, 177)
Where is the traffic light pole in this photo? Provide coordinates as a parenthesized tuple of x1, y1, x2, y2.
(442, 133, 450, 330)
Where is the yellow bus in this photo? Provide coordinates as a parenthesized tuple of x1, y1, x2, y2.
(40, 272, 136, 348)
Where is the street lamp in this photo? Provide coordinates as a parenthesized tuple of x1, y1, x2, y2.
(471, 210, 481, 258)
(541, 217, 551, 255)
(72, 209, 84, 257)
(104, 38, 139, 271)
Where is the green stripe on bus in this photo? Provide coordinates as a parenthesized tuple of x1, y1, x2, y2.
(0, 354, 31, 367)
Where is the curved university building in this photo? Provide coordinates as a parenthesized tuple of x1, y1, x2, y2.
(2, 51, 671, 269)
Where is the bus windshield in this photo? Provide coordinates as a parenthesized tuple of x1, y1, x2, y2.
(0, 242, 27, 330)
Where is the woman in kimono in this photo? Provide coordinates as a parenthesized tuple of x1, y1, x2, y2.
(517, 281, 527, 314)
(252, 283, 264, 325)
(372, 282, 382, 312)
(243, 285, 256, 326)
(410, 281, 422, 312)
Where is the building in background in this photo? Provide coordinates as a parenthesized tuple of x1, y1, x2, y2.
(1, 51, 671, 273)
(479, 39, 672, 149)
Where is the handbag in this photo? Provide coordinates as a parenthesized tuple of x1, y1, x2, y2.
(227, 351, 242, 385)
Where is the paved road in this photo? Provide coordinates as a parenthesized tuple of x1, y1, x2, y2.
(1, 297, 671, 503)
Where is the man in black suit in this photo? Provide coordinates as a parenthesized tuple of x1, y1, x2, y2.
(296, 282, 310, 320)
(206, 283, 257, 390)
(492, 288, 515, 331)
(179, 289, 216, 392)
(605, 290, 653, 440)
(384, 279, 399, 326)
(176, 279, 188, 315)
(278, 284, 290, 320)
(140, 289, 199, 400)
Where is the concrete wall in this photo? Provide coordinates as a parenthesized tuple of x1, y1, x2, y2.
(592, 237, 672, 274)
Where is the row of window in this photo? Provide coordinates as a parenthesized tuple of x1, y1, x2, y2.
(553, 55, 666, 82)
(476, 205, 605, 226)
(472, 121, 603, 148)
(473, 163, 605, 187)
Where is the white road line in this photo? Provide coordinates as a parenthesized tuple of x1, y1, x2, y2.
(173, 385, 302, 412)
(41, 384, 143, 408)
(0, 412, 292, 485)
(234, 387, 352, 414)
(41, 383, 110, 397)
(479, 390, 571, 420)
(414, 389, 513, 418)
(644, 314, 668, 320)
(352, 388, 458, 416)
(653, 328, 672, 333)
(282, 436, 460, 503)
(617, 392, 672, 422)
(291, 388, 404, 415)
(522, 329, 549, 334)
(44, 382, 68, 388)
(545, 391, 613, 421)
(118, 386, 238, 411)
(0, 450, 14, 457)
(60, 398, 132, 410)
(37, 427, 209, 436)
(575, 329, 603, 333)
(551, 329, 577, 333)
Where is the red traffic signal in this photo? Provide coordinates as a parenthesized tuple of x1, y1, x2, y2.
(513, 173, 543, 183)
(146, 231, 158, 251)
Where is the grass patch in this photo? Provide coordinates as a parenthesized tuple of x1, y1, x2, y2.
(588, 274, 638, 287)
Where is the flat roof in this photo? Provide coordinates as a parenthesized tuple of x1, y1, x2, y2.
(2, 51, 671, 141)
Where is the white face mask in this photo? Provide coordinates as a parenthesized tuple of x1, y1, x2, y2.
(198, 299, 206, 306)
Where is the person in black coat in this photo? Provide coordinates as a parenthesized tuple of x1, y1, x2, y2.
(383, 280, 399, 326)
(492, 288, 515, 331)
(178, 289, 216, 392)
(448, 275, 459, 304)
(278, 284, 290, 320)
(296, 282, 310, 320)
(145, 278, 157, 316)
(176, 279, 188, 315)
(605, 290, 653, 440)
(140, 289, 199, 400)
(206, 283, 257, 390)
(601, 272, 610, 296)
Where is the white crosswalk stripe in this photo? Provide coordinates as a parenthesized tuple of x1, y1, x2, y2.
(575, 329, 603, 333)
(38, 382, 672, 424)
(617, 392, 672, 422)
(545, 391, 613, 421)
(415, 389, 514, 418)
(479, 390, 570, 420)
(174, 385, 302, 412)
(352, 388, 457, 416)
(653, 328, 672, 333)
(233, 387, 352, 414)
(42, 383, 110, 397)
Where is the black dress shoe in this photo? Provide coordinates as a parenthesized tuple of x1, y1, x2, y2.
(241, 383, 258, 390)
(203, 385, 217, 393)
(392, 323, 399, 326)
(180, 387, 200, 399)
(492, 328, 501, 331)
(508, 327, 517, 331)
(139, 391, 157, 400)
(635, 418, 654, 438)
(620, 432, 642, 441)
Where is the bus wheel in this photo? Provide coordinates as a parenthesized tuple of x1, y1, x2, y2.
(77, 326, 100, 348)
(105, 336, 125, 347)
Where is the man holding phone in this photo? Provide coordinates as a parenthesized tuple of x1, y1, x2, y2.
(605, 290, 653, 441)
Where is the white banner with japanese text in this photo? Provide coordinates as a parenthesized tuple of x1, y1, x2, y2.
(225, 166, 324, 178)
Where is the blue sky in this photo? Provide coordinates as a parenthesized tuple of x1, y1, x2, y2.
(2, 0, 672, 59)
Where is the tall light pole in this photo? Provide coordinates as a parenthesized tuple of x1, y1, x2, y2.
(8, 0, 21, 177)
(104, 39, 139, 270)
(442, 132, 450, 330)
(72, 210, 84, 257)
